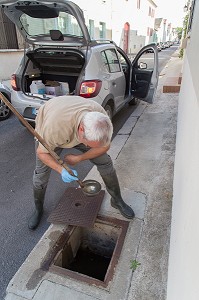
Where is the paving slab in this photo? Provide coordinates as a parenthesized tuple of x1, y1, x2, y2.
(108, 135, 129, 160)
(118, 116, 138, 135)
(5, 295, 27, 300)
(98, 188, 147, 221)
(130, 102, 147, 117)
(32, 280, 96, 300)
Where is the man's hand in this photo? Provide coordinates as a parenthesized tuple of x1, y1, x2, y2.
(61, 168, 78, 183)
(64, 154, 81, 166)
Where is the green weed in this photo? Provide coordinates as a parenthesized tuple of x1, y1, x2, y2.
(130, 259, 141, 271)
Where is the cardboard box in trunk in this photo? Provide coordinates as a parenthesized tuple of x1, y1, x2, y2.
(45, 81, 62, 96)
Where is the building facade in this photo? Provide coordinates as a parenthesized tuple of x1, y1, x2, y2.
(166, 0, 199, 299)
(154, 18, 174, 43)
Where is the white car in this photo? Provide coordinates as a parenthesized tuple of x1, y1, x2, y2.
(0, 0, 158, 124)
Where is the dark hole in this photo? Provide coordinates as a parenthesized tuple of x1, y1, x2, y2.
(67, 246, 111, 281)
(75, 202, 81, 207)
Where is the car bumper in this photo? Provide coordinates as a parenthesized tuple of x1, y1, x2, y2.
(11, 90, 49, 121)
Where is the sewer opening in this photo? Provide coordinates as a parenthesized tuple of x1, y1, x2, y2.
(51, 218, 126, 284)
(67, 245, 111, 281)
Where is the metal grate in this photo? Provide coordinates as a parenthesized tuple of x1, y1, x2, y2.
(48, 187, 105, 228)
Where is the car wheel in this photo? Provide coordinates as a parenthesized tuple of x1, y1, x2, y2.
(0, 94, 12, 121)
(104, 104, 113, 120)
(129, 97, 139, 106)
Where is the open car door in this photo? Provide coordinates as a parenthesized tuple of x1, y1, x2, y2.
(131, 43, 158, 104)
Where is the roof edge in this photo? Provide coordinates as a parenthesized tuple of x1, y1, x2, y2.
(147, 0, 157, 8)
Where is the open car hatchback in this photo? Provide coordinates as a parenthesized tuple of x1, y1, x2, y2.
(0, 0, 159, 123)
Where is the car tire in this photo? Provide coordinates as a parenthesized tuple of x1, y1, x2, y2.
(0, 93, 12, 121)
(104, 104, 113, 120)
(129, 97, 138, 106)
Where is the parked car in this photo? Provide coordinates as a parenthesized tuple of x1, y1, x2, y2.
(0, 0, 158, 124)
(0, 83, 12, 121)
(164, 41, 170, 48)
(160, 42, 166, 50)
(157, 43, 162, 51)
(146, 43, 161, 53)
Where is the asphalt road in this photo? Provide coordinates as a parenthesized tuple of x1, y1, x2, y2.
(0, 45, 178, 299)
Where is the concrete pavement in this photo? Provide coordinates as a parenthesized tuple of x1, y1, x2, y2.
(4, 50, 182, 300)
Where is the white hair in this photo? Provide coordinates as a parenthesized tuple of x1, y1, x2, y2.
(81, 111, 113, 146)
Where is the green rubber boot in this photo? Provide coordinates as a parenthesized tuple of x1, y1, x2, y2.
(28, 186, 46, 230)
(101, 171, 135, 219)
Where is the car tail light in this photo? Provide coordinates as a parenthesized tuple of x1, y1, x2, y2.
(11, 74, 20, 91)
(79, 80, 102, 98)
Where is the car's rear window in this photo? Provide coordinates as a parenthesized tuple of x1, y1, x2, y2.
(20, 12, 83, 37)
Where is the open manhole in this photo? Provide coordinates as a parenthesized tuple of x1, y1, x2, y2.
(46, 216, 129, 287)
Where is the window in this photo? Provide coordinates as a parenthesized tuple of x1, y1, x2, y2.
(149, 7, 155, 17)
(149, 7, 151, 16)
(117, 52, 129, 68)
(99, 22, 106, 39)
(101, 49, 121, 73)
(138, 51, 154, 70)
(20, 12, 83, 37)
(187, 0, 196, 33)
(101, 51, 109, 72)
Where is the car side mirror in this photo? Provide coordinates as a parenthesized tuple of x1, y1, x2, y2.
(139, 62, 147, 69)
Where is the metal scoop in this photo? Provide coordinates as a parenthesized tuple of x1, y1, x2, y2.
(0, 92, 102, 197)
(81, 179, 102, 197)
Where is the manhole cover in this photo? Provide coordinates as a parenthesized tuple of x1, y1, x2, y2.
(48, 187, 105, 228)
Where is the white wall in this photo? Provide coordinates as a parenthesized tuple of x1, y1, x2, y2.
(128, 30, 146, 53)
(166, 1, 199, 299)
(0, 50, 23, 81)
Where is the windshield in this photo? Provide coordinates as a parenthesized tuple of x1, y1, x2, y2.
(20, 12, 83, 37)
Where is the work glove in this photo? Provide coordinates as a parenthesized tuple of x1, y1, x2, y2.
(61, 169, 78, 183)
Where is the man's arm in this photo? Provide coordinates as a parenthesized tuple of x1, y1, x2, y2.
(64, 145, 110, 166)
(37, 146, 78, 182)
(36, 146, 63, 174)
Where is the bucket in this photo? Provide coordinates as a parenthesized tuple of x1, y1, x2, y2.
(30, 80, 46, 95)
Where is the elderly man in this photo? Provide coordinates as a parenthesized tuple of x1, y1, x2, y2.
(29, 96, 135, 230)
